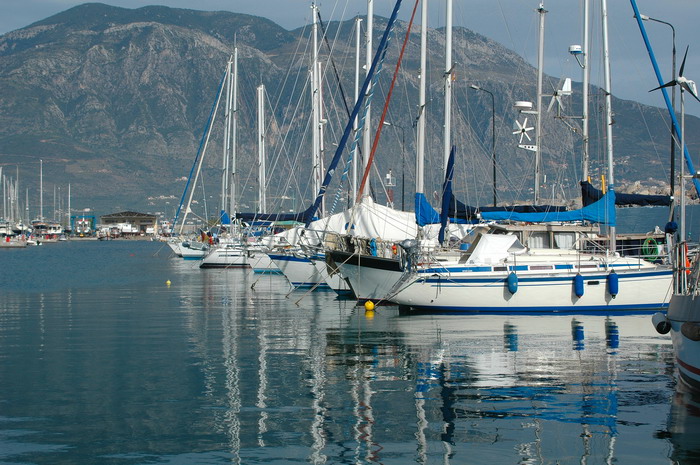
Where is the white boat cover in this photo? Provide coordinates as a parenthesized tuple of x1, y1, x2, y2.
(463, 234, 526, 265)
(263, 197, 419, 247)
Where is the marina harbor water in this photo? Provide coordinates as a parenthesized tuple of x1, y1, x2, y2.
(0, 237, 698, 464)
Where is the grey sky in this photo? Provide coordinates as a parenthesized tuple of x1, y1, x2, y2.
(2, 0, 699, 116)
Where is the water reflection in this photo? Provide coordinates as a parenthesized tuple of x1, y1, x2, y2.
(665, 388, 700, 464)
(504, 322, 518, 352)
(572, 318, 585, 351)
(0, 242, 685, 463)
(606, 318, 620, 350)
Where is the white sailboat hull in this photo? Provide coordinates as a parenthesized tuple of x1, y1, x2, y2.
(331, 250, 403, 301)
(311, 256, 353, 296)
(268, 252, 328, 288)
(166, 241, 183, 257)
(332, 246, 673, 312)
(666, 293, 700, 391)
(200, 244, 251, 268)
(393, 266, 672, 313)
(250, 253, 281, 274)
(179, 241, 208, 260)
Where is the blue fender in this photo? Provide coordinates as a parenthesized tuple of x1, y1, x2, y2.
(507, 272, 518, 294)
(607, 270, 619, 298)
(574, 273, 584, 298)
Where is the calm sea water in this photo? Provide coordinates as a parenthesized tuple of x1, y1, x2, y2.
(0, 207, 699, 464)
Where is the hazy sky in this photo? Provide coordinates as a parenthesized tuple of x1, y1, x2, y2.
(2, 0, 699, 116)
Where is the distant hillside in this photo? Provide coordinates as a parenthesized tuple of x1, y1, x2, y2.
(0, 2, 696, 219)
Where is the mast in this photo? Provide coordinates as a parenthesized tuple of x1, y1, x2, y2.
(361, 0, 374, 198)
(311, 4, 323, 216)
(221, 55, 234, 223)
(581, 0, 590, 181)
(257, 84, 267, 213)
(601, 0, 616, 252)
(318, 60, 326, 216)
(352, 17, 363, 201)
(1, 170, 5, 220)
(67, 183, 71, 231)
(416, 0, 427, 195)
(230, 46, 239, 222)
(15, 166, 19, 223)
(680, 83, 687, 241)
(1, 168, 5, 220)
(534, 3, 546, 203)
(443, 0, 453, 171)
(2, 172, 6, 221)
(39, 159, 43, 220)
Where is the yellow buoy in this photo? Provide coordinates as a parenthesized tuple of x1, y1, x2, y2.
(364, 300, 375, 311)
(166, 280, 171, 286)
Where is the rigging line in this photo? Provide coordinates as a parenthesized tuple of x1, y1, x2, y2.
(253, 24, 313, 203)
(269, 73, 313, 207)
(261, 84, 285, 201)
(356, 0, 420, 204)
(305, 0, 405, 226)
(200, 174, 209, 222)
(317, 10, 354, 122)
(330, 35, 395, 214)
(172, 68, 227, 235)
(316, 10, 367, 218)
(326, 21, 365, 216)
(328, 76, 376, 215)
(269, 22, 311, 118)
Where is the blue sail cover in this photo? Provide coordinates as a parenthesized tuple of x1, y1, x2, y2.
(236, 205, 316, 223)
(481, 190, 616, 225)
(447, 198, 567, 221)
(438, 146, 455, 243)
(415, 193, 440, 226)
(581, 180, 670, 207)
(220, 210, 231, 225)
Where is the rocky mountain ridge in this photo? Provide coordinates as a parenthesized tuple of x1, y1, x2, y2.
(0, 2, 696, 217)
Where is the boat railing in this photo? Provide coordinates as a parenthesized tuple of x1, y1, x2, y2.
(580, 232, 668, 263)
(675, 241, 700, 296)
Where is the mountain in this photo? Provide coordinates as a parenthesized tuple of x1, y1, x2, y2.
(0, 2, 696, 220)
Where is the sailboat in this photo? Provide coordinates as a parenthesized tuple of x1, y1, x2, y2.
(328, 0, 460, 302)
(639, 0, 700, 390)
(333, 0, 673, 312)
(0, 168, 28, 248)
(199, 47, 254, 269)
(167, 55, 248, 260)
(266, 1, 412, 293)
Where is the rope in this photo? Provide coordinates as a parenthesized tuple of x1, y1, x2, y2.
(171, 69, 227, 234)
(356, 0, 421, 203)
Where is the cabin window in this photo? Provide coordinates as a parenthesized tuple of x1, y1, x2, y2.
(528, 232, 551, 249)
(554, 232, 576, 250)
(529, 265, 554, 271)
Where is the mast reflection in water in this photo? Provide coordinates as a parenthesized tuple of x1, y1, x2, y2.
(0, 241, 689, 463)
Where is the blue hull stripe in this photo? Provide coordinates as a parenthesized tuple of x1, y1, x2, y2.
(268, 254, 312, 264)
(421, 263, 670, 273)
(291, 282, 330, 288)
(418, 270, 672, 284)
(404, 303, 668, 315)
